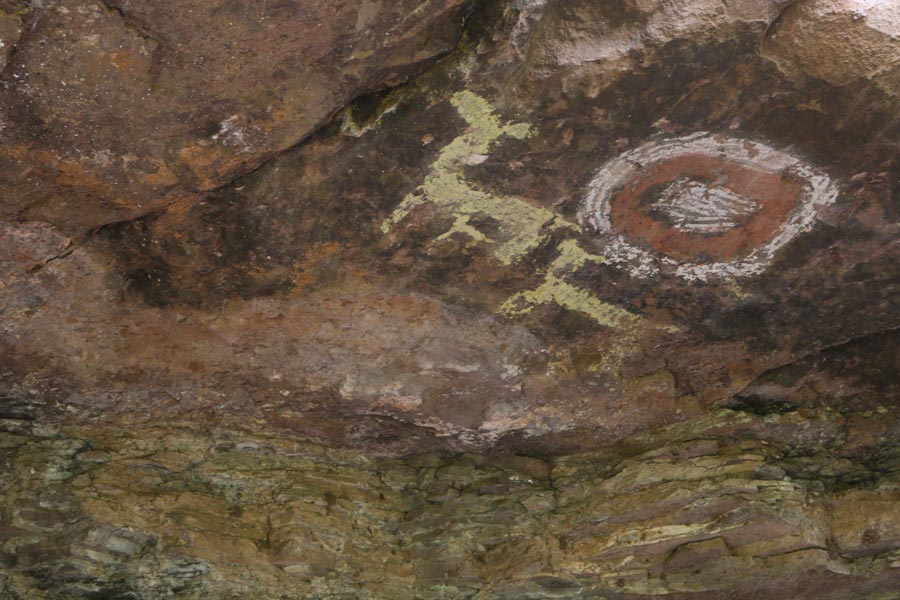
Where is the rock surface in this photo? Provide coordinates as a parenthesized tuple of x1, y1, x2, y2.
(4, 402, 900, 598)
(0, 0, 468, 229)
(1, 0, 899, 598)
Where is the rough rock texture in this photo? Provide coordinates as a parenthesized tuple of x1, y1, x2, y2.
(762, 0, 900, 97)
(5, 402, 900, 598)
(0, 0, 468, 229)
(1, 0, 899, 597)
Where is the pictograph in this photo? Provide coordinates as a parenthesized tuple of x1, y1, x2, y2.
(580, 133, 840, 281)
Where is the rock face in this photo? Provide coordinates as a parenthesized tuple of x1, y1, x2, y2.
(1, 0, 899, 598)
(5, 401, 900, 598)
(0, 0, 468, 229)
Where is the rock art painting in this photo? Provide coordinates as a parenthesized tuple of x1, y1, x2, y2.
(382, 90, 649, 331)
(3, 1, 900, 598)
(580, 133, 841, 281)
(383, 94, 841, 333)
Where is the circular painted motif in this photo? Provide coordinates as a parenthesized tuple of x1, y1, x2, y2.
(579, 133, 840, 281)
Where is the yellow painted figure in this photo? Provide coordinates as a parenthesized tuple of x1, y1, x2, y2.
(382, 90, 650, 332)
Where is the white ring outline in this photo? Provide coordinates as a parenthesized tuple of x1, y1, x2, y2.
(578, 132, 840, 281)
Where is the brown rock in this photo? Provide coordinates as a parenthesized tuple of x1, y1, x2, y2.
(1, 0, 899, 597)
(0, 0, 468, 231)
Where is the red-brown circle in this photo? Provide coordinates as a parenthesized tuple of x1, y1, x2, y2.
(609, 154, 804, 262)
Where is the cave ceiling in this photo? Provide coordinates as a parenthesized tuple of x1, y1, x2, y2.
(1, 0, 899, 598)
